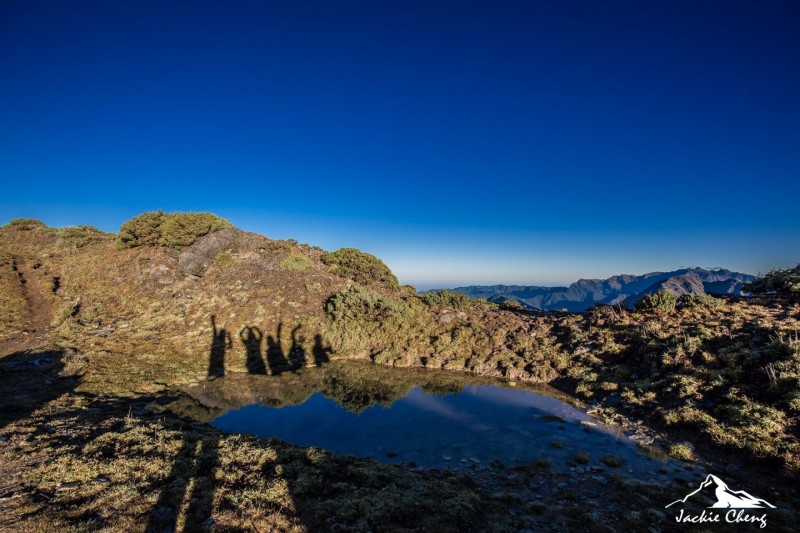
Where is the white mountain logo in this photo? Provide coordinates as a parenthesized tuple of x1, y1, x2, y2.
(666, 474, 776, 509)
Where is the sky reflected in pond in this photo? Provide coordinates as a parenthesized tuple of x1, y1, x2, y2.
(212, 383, 671, 477)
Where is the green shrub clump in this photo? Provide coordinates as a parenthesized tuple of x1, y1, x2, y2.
(744, 264, 800, 300)
(325, 285, 410, 322)
(279, 253, 313, 271)
(635, 289, 677, 313)
(677, 293, 723, 309)
(117, 211, 232, 249)
(2, 218, 45, 231)
(666, 443, 694, 461)
(321, 247, 399, 291)
(47, 225, 112, 248)
(323, 285, 421, 357)
(420, 289, 474, 309)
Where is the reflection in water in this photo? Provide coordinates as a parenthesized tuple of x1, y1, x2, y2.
(200, 369, 675, 479)
(403, 392, 472, 423)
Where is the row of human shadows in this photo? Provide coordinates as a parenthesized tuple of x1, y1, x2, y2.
(146, 315, 331, 531)
(208, 315, 330, 377)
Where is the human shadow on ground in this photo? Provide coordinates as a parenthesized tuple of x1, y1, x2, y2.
(146, 317, 334, 529)
(254, 321, 331, 375)
(0, 348, 81, 432)
(240, 326, 267, 375)
(147, 318, 229, 532)
(208, 315, 230, 378)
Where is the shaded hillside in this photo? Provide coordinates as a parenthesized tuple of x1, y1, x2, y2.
(440, 268, 754, 311)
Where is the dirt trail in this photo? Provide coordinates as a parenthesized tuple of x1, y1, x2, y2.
(0, 257, 52, 355)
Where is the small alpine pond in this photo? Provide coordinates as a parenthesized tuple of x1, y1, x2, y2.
(169, 362, 679, 479)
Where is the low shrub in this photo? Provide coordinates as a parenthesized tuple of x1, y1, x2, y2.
(573, 452, 590, 464)
(2, 218, 45, 230)
(677, 293, 723, 309)
(745, 264, 800, 300)
(601, 455, 622, 467)
(499, 300, 526, 311)
(420, 290, 474, 309)
(321, 248, 399, 291)
(400, 284, 417, 295)
(279, 253, 313, 271)
(45, 225, 112, 248)
(666, 443, 694, 461)
(323, 285, 423, 357)
(325, 285, 410, 322)
(635, 289, 677, 313)
(117, 211, 232, 249)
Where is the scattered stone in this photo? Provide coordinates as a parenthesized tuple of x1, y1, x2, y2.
(441, 455, 451, 461)
(575, 467, 585, 474)
(590, 466, 605, 472)
(56, 481, 80, 492)
(557, 482, 568, 490)
(593, 476, 608, 486)
(90, 476, 111, 485)
(469, 457, 481, 463)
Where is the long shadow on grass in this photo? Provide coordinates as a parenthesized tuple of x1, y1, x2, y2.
(145, 431, 220, 532)
(0, 348, 81, 431)
(146, 319, 229, 531)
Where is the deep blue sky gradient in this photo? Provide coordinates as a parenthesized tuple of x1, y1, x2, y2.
(1, 1, 798, 288)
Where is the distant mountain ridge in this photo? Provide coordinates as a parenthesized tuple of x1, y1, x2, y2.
(432, 268, 754, 312)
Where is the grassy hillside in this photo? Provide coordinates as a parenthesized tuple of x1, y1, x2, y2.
(1, 215, 798, 475)
(1, 213, 799, 531)
(0, 215, 541, 392)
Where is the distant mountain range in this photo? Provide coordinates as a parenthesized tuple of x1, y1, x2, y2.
(429, 268, 754, 312)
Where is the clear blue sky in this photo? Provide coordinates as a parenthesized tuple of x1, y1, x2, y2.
(1, 1, 798, 289)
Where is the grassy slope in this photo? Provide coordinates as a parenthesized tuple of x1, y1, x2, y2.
(0, 251, 25, 343)
(0, 217, 799, 530)
(1, 220, 798, 476)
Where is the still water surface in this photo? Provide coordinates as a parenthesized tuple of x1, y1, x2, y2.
(210, 379, 673, 476)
